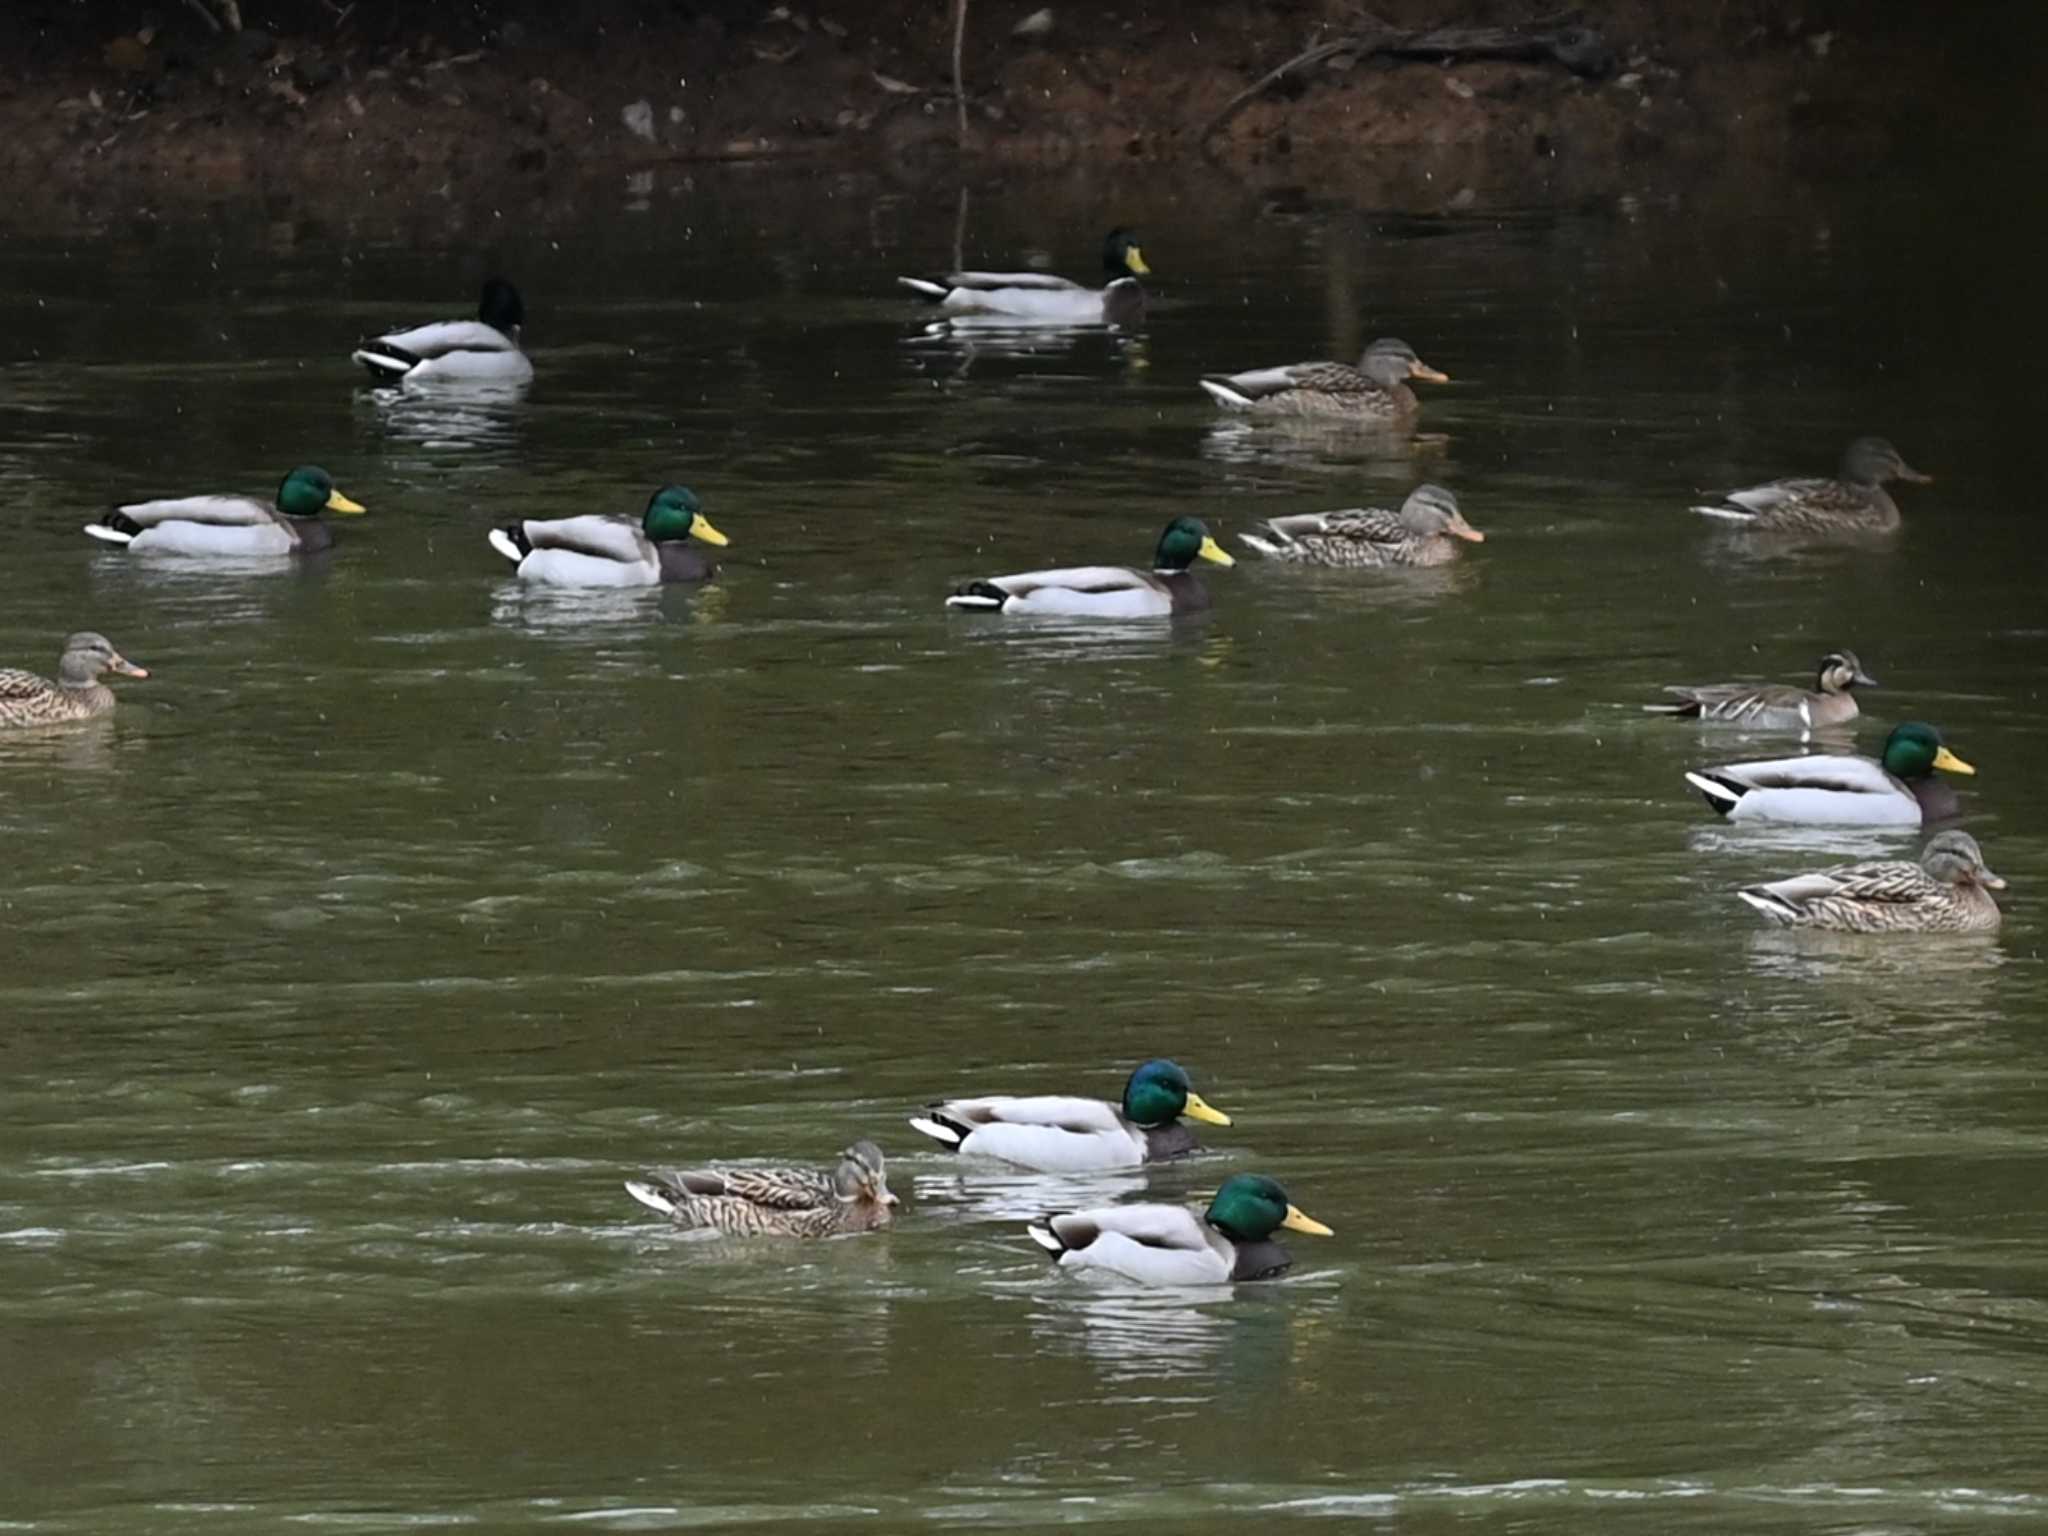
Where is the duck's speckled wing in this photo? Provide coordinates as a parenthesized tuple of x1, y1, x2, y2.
(0, 669, 55, 703)
(1709, 753, 1897, 795)
(1206, 361, 1368, 400)
(112, 494, 277, 528)
(940, 271, 1087, 292)
(1656, 682, 1816, 725)
(369, 319, 521, 360)
(516, 514, 654, 564)
(647, 1165, 836, 1210)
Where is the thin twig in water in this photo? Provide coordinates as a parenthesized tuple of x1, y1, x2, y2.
(951, 0, 969, 145)
(180, 0, 223, 34)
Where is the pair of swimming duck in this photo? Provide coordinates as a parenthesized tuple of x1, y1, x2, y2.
(902, 229, 1452, 428)
(626, 1059, 1331, 1286)
(948, 487, 1486, 619)
(82, 467, 728, 588)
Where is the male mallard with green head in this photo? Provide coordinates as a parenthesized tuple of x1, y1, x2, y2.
(352, 277, 534, 387)
(0, 633, 147, 729)
(898, 228, 1150, 328)
(1027, 1174, 1333, 1285)
(624, 1141, 897, 1238)
(946, 516, 1234, 618)
(1687, 721, 1975, 826)
(909, 1059, 1233, 1172)
(1738, 830, 2005, 934)
(488, 485, 730, 587)
(1646, 650, 1877, 731)
(1200, 336, 1449, 424)
(1691, 436, 1930, 535)
(1238, 484, 1484, 567)
(84, 466, 366, 556)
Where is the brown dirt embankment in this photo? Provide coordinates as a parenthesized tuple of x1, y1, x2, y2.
(0, 1, 1984, 226)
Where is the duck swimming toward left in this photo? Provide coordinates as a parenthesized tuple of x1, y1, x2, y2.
(83, 466, 366, 556)
(0, 633, 147, 729)
(624, 1141, 898, 1238)
(351, 277, 534, 387)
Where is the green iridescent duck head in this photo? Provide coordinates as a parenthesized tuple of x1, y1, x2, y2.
(275, 466, 365, 519)
(1153, 517, 1234, 573)
(1880, 721, 1973, 782)
(1102, 228, 1150, 280)
(641, 485, 729, 547)
(1205, 1174, 1333, 1244)
(1121, 1059, 1232, 1129)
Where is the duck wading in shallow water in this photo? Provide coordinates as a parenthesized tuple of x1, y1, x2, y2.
(1687, 721, 1975, 827)
(1646, 650, 1877, 731)
(0, 633, 147, 729)
(1027, 1174, 1333, 1285)
(1199, 336, 1449, 424)
(350, 277, 534, 387)
(488, 485, 729, 587)
(909, 1059, 1233, 1172)
(624, 1141, 897, 1238)
(1737, 830, 2005, 934)
(83, 466, 366, 556)
(1690, 436, 1930, 535)
(897, 228, 1150, 327)
(1237, 484, 1484, 567)
(946, 516, 1234, 618)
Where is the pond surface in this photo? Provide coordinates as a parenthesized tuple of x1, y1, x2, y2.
(2, 164, 2045, 1531)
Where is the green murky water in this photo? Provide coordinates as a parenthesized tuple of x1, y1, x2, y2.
(3, 167, 2046, 1531)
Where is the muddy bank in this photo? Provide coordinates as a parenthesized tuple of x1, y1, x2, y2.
(0, 0, 2003, 227)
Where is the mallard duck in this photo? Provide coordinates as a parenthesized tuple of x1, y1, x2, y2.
(1026, 1173, 1332, 1285)
(0, 633, 147, 729)
(897, 228, 1150, 327)
(623, 1140, 897, 1238)
(83, 466, 366, 556)
(1237, 484, 1484, 567)
(1691, 437, 1930, 534)
(1737, 830, 2005, 934)
(1646, 650, 1876, 730)
(1687, 721, 1974, 826)
(350, 277, 534, 387)
(909, 1059, 1232, 1172)
(488, 485, 729, 587)
(946, 516, 1233, 618)
(1199, 337, 1448, 423)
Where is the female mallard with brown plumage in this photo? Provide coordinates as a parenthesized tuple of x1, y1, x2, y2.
(1691, 437, 1930, 535)
(1199, 337, 1449, 424)
(623, 1141, 897, 1237)
(1646, 649, 1876, 731)
(1738, 831, 2005, 934)
(0, 633, 148, 729)
(1237, 484, 1484, 567)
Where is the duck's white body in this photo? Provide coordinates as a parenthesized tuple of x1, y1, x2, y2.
(86, 495, 297, 555)
(490, 515, 664, 587)
(1686, 753, 1924, 826)
(898, 272, 1139, 326)
(1026, 1203, 1249, 1286)
(946, 565, 1189, 619)
(910, 1096, 1150, 1171)
(353, 319, 533, 388)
